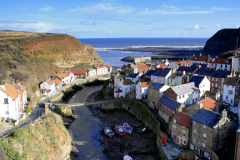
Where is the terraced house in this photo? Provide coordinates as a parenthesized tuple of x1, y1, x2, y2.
(189, 109, 233, 159)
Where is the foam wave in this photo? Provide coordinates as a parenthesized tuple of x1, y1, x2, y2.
(94, 45, 204, 51)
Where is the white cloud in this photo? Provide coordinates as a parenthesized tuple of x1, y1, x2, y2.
(69, 3, 133, 14)
(194, 25, 200, 30)
(39, 5, 55, 11)
(204, 25, 210, 28)
(0, 22, 64, 32)
(163, 4, 177, 9)
(211, 7, 231, 11)
(138, 8, 212, 15)
(216, 24, 221, 28)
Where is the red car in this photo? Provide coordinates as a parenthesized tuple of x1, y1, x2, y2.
(62, 83, 67, 86)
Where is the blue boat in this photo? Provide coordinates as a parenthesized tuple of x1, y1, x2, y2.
(123, 122, 133, 134)
(114, 125, 126, 135)
(104, 127, 114, 138)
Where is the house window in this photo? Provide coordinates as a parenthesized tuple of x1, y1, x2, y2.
(211, 83, 214, 87)
(216, 78, 218, 82)
(193, 121, 196, 125)
(193, 138, 196, 143)
(203, 133, 207, 138)
(179, 95, 181, 99)
(202, 143, 206, 148)
(226, 95, 228, 99)
(172, 110, 175, 114)
(173, 125, 176, 131)
(203, 84, 205, 87)
(182, 138, 186, 145)
(182, 126, 186, 131)
(173, 119, 176, 123)
(167, 107, 169, 112)
(228, 90, 233, 94)
(215, 83, 217, 87)
(172, 132, 177, 139)
(190, 144, 195, 150)
(193, 129, 196, 133)
(162, 105, 165, 109)
(4, 98, 8, 104)
(183, 95, 185, 98)
(182, 131, 186, 137)
(204, 151, 210, 158)
(212, 77, 214, 81)
(203, 125, 206, 130)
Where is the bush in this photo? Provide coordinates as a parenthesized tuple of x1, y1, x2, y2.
(0, 141, 20, 160)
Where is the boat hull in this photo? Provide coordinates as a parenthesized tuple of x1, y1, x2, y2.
(115, 125, 126, 135)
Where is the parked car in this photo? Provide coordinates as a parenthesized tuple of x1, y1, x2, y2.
(62, 83, 67, 86)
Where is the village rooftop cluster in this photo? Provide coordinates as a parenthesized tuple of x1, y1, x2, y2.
(112, 53, 240, 160)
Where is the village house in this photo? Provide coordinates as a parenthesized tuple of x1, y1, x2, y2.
(135, 81, 152, 100)
(114, 79, 135, 98)
(209, 57, 232, 71)
(204, 91, 221, 101)
(231, 54, 240, 72)
(93, 64, 107, 75)
(0, 83, 21, 121)
(164, 82, 199, 106)
(167, 73, 184, 86)
(54, 78, 62, 90)
(144, 70, 155, 81)
(12, 83, 27, 111)
(158, 68, 172, 84)
(189, 109, 233, 160)
(223, 77, 239, 106)
(154, 62, 167, 69)
(114, 74, 124, 88)
(169, 60, 190, 69)
(53, 72, 72, 85)
(151, 68, 162, 83)
(189, 54, 209, 65)
(185, 97, 221, 115)
(87, 68, 97, 77)
(169, 112, 191, 147)
(210, 69, 233, 94)
(125, 73, 140, 84)
(124, 64, 138, 75)
(158, 96, 185, 124)
(69, 69, 87, 79)
(189, 76, 210, 97)
(136, 64, 149, 74)
(40, 79, 56, 96)
(106, 65, 112, 73)
(147, 83, 169, 110)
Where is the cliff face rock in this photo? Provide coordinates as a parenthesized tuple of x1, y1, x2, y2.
(203, 28, 240, 53)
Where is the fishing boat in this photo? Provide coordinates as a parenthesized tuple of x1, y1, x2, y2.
(123, 155, 132, 160)
(123, 122, 133, 134)
(104, 127, 114, 138)
(114, 125, 126, 135)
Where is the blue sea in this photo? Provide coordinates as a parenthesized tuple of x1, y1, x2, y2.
(78, 38, 208, 68)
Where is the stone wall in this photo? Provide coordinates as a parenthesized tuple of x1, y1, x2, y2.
(147, 88, 160, 109)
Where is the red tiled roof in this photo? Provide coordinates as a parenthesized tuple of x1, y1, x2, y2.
(136, 64, 149, 73)
(0, 83, 19, 100)
(121, 65, 126, 69)
(172, 112, 191, 128)
(54, 79, 61, 84)
(191, 56, 208, 61)
(150, 66, 156, 70)
(93, 64, 105, 70)
(159, 63, 167, 68)
(46, 79, 54, 85)
(62, 73, 68, 78)
(69, 69, 87, 75)
(107, 65, 112, 68)
(56, 73, 63, 80)
(176, 61, 189, 65)
(140, 82, 152, 88)
(214, 58, 232, 64)
(200, 97, 219, 111)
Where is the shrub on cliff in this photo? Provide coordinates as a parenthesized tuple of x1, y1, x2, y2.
(0, 141, 20, 160)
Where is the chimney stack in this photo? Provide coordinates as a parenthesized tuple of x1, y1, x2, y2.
(186, 75, 189, 83)
(200, 53, 202, 56)
(198, 65, 201, 69)
(183, 71, 186, 75)
(221, 109, 227, 119)
(231, 69, 236, 77)
(193, 54, 195, 57)
(208, 54, 210, 58)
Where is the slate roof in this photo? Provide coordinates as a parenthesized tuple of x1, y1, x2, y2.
(159, 68, 171, 77)
(159, 96, 181, 111)
(237, 79, 240, 86)
(145, 70, 155, 76)
(191, 63, 207, 68)
(69, 69, 87, 75)
(211, 70, 231, 78)
(122, 79, 134, 85)
(148, 83, 164, 90)
(191, 109, 221, 128)
(189, 76, 204, 87)
(172, 112, 191, 128)
(214, 58, 231, 64)
(126, 73, 139, 78)
(194, 68, 214, 76)
(171, 82, 198, 95)
(224, 77, 239, 86)
(152, 68, 162, 76)
(139, 74, 145, 79)
(177, 66, 197, 73)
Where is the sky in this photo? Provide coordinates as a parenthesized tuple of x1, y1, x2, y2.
(0, 0, 239, 38)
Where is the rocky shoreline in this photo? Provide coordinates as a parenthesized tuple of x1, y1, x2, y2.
(117, 46, 203, 62)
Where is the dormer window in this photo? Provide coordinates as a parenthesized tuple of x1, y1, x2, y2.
(225, 60, 228, 63)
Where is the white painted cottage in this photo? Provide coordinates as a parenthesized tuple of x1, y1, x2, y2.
(114, 79, 135, 98)
(189, 76, 211, 97)
(223, 77, 239, 106)
(135, 81, 152, 100)
(40, 79, 56, 96)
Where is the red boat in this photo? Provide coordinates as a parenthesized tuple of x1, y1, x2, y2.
(114, 125, 126, 135)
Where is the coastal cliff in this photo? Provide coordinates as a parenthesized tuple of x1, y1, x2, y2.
(0, 31, 104, 100)
(203, 28, 240, 53)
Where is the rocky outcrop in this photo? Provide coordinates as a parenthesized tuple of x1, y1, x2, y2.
(203, 28, 240, 53)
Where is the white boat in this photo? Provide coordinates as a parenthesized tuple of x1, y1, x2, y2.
(123, 122, 133, 134)
(123, 155, 132, 160)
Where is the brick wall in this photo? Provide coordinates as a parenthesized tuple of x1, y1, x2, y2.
(210, 77, 224, 94)
(169, 120, 189, 146)
(164, 88, 177, 100)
